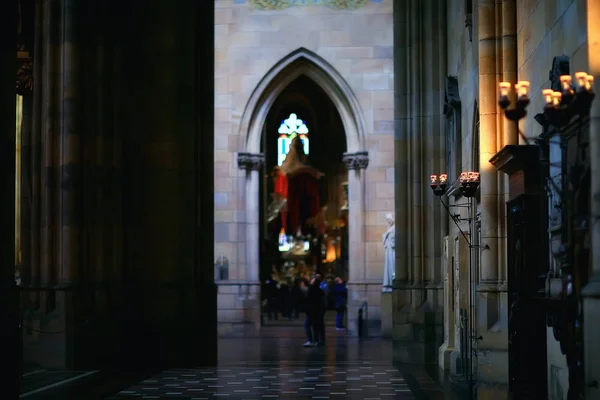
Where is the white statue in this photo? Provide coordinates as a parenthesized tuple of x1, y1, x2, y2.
(382, 213, 395, 293)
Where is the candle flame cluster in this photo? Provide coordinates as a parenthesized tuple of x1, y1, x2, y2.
(459, 171, 480, 184)
(430, 173, 448, 187)
(499, 72, 595, 122)
(499, 80, 531, 103)
(429, 172, 480, 197)
(541, 72, 595, 108)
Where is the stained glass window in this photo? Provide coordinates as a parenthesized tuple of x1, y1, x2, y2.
(277, 113, 309, 166)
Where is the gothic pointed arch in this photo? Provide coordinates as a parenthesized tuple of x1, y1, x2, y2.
(238, 47, 366, 154)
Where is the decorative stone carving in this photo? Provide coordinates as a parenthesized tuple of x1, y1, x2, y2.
(444, 76, 461, 113)
(548, 55, 570, 92)
(237, 152, 265, 171)
(382, 213, 395, 292)
(444, 76, 462, 189)
(245, 0, 376, 11)
(342, 151, 369, 170)
(16, 56, 33, 95)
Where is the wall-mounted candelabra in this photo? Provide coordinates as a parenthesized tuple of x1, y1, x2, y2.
(429, 171, 482, 395)
(430, 172, 480, 198)
(497, 69, 595, 399)
(499, 72, 595, 124)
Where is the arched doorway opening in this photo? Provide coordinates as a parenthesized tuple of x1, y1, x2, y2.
(260, 76, 348, 326)
(237, 48, 370, 335)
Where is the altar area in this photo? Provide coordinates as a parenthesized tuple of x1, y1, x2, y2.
(262, 113, 349, 289)
(216, 72, 385, 338)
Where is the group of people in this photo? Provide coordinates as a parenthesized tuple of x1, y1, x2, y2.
(262, 274, 347, 347)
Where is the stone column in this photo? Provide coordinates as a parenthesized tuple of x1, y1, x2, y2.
(342, 151, 368, 335)
(583, 0, 600, 396)
(392, 0, 446, 364)
(476, 0, 509, 395)
(238, 152, 265, 284)
(118, 0, 217, 367)
(237, 152, 264, 333)
(1, 0, 20, 396)
(57, 0, 83, 285)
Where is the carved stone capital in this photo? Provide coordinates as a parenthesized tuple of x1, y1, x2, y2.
(16, 59, 33, 95)
(342, 151, 369, 170)
(237, 152, 265, 171)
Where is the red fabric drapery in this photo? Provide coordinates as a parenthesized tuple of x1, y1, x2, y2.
(287, 172, 321, 234)
(274, 171, 289, 231)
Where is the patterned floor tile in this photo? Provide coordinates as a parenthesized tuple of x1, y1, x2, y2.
(105, 364, 415, 399)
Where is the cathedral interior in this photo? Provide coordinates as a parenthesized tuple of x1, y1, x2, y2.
(2, 0, 600, 399)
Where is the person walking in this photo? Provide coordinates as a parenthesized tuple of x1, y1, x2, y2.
(333, 277, 347, 330)
(303, 276, 326, 347)
(313, 274, 326, 345)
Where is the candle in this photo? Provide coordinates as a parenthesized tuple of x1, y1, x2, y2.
(430, 174, 438, 185)
(552, 91, 562, 107)
(459, 172, 468, 183)
(585, 75, 595, 91)
(516, 81, 530, 100)
(560, 75, 572, 93)
(542, 89, 554, 106)
(439, 174, 448, 184)
(499, 82, 511, 98)
(575, 72, 588, 89)
(471, 172, 480, 183)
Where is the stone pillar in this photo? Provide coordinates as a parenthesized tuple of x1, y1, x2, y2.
(118, 0, 216, 368)
(476, 0, 509, 395)
(392, 0, 446, 364)
(19, 0, 86, 368)
(1, 0, 20, 396)
(342, 151, 368, 336)
(236, 152, 264, 334)
(583, 0, 600, 396)
(238, 152, 265, 283)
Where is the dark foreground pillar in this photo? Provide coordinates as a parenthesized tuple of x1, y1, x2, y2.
(120, 0, 216, 369)
(0, 0, 20, 397)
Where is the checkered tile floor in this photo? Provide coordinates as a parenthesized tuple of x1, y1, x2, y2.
(105, 363, 415, 399)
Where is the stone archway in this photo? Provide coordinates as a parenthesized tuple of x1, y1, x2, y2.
(236, 48, 369, 334)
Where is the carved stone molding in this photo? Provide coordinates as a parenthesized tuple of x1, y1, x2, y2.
(443, 76, 461, 115)
(549, 55, 570, 92)
(245, 0, 373, 11)
(342, 151, 369, 170)
(237, 152, 265, 171)
(16, 58, 32, 95)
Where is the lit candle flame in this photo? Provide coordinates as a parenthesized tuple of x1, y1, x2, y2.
(559, 75, 572, 92)
(585, 75, 595, 91)
(575, 72, 588, 89)
(499, 82, 511, 98)
(430, 174, 438, 185)
(439, 174, 448, 184)
(516, 81, 530, 99)
(542, 89, 554, 105)
(552, 91, 562, 107)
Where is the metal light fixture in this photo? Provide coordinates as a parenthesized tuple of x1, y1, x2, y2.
(458, 171, 480, 198)
(498, 72, 595, 124)
(429, 173, 448, 196)
(498, 81, 531, 121)
(497, 70, 596, 399)
(430, 172, 480, 198)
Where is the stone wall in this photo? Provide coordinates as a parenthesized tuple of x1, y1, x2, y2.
(214, 0, 394, 335)
(437, 0, 590, 398)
